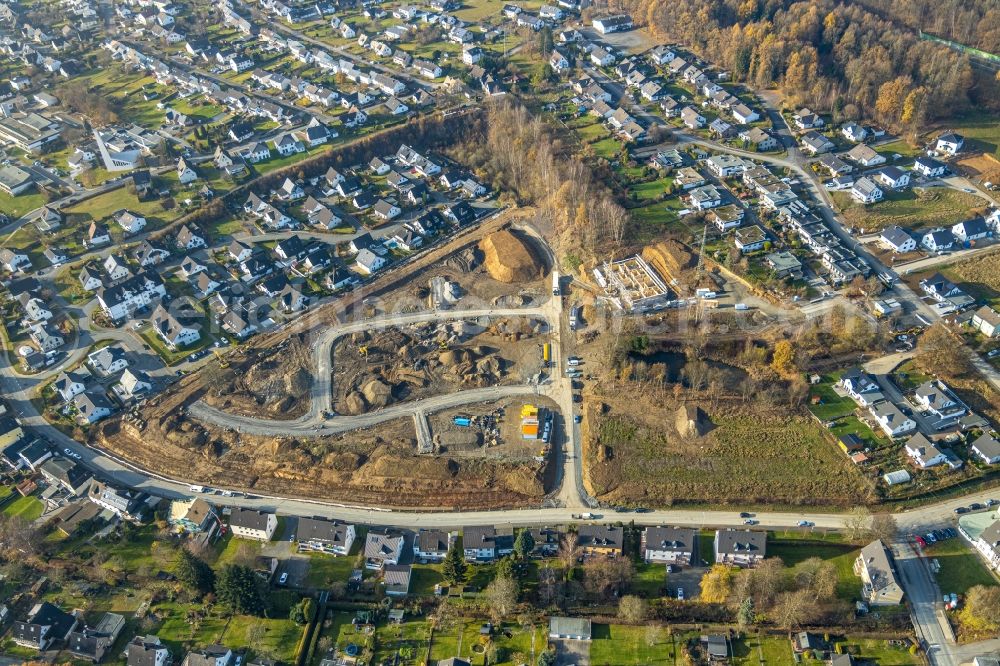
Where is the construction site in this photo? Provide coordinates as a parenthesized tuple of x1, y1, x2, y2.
(331, 317, 549, 415)
(200, 334, 314, 420)
(427, 397, 559, 459)
(402, 227, 551, 310)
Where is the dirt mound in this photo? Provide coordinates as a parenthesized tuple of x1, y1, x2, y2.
(642, 240, 696, 282)
(503, 468, 544, 496)
(479, 230, 544, 283)
(343, 391, 367, 415)
(439, 349, 472, 366)
(361, 379, 393, 408)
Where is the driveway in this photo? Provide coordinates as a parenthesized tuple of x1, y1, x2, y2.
(552, 638, 590, 666)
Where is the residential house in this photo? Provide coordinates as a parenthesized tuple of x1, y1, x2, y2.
(793, 108, 823, 129)
(935, 132, 964, 155)
(183, 645, 232, 666)
(126, 636, 170, 666)
(642, 526, 696, 565)
(854, 540, 904, 605)
(134, 240, 170, 267)
(548, 617, 591, 640)
(297, 517, 355, 555)
(846, 143, 886, 168)
(953, 217, 990, 243)
(913, 156, 947, 178)
(114, 209, 147, 234)
(364, 530, 405, 569)
(176, 225, 206, 250)
(229, 508, 277, 541)
(53, 370, 88, 402)
(383, 564, 411, 596)
(850, 177, 883, 204)
(871, 402, 916, 437)
(734, 225, 768, 252)
(714, 529, 766, 567)
(876, 166, 909, 190)
(972, 305, 1000, 338)
(413, 529, 451, 561)
(169, 497, 217, 534)
(74, 391, 114, 424)
(87, 345, 128, 376)
(680, 106, 705, 129)
(150, 303, 200, 348)
(971, 433, 1000, 465)
(355, 248, 387, 275)
(922, 228, 955, 253)
(463, 526, 514, 561)
(12, 602, 78, 650)
(799, 130, 834, 155)
(273, 133, 304, 156)
(39, 458, 92, 496)
(841, 122, 868, 142)
(67, 612, 125, 663)
(577, 525, 623, 557)
(904, 433, 949, 469)
(880, 226, 916, 253)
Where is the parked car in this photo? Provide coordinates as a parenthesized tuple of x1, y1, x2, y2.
(954, 506, 969, 515)
(278, 572, 288, 585)
(676, 588, 684, 600)
(797, 520, 813, 527)
(915, 535, 927, 548)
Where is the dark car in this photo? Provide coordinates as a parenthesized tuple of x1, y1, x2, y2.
(954, 506, 969, 515)
(739, 512, 752, 518)
(635, 507, 650, 513)
(970, 503, 984, 511)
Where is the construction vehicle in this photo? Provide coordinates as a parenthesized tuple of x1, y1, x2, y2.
(212, 348, 229, 368)
(358, 345, 369, 359)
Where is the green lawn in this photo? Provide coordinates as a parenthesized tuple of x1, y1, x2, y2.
(832, 187, 984, 233)
(303, 551, 360, 588)
(923, 537, 998, 595)
(628, 178, 672, 201)
(589, 624, 675, 665)
(630, 562, 668, 597)
(592, 137, 624, 160)
(731, 634, 797, 665)
(877, 140, 922, 159)
(767, 539, 861, 600)
(0, 189, 47, 218)
(3, 494, 43, 520)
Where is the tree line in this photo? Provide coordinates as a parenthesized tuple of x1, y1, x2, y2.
(449, 99, 630, 258)
(598, 0, 982, 134)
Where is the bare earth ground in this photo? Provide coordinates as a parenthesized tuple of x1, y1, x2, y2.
(581, 384, 875, 508)
(428, 396, 561, 460)
(86, 211, 553, 509)
(332, 317, 548, 415)
(97, 379, 549, 508)
(201, 333, 314, 420)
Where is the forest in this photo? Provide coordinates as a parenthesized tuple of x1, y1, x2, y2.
(596, 0, 992, 134)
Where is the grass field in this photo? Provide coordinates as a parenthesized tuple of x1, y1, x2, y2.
(940, 249, 1000, 306)
(590, 624, 675, 665)
(3, 495, 43, 520)
(586, 396, 874, 507)
(0, 189, 47, 218)
(832, 187, 984, 232)
(767, 539, 861, 600)
(923, 537, 998, 595)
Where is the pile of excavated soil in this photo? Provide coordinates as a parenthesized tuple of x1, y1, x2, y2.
(642, 240, 696, 281)
(479, 230, 544, 283)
